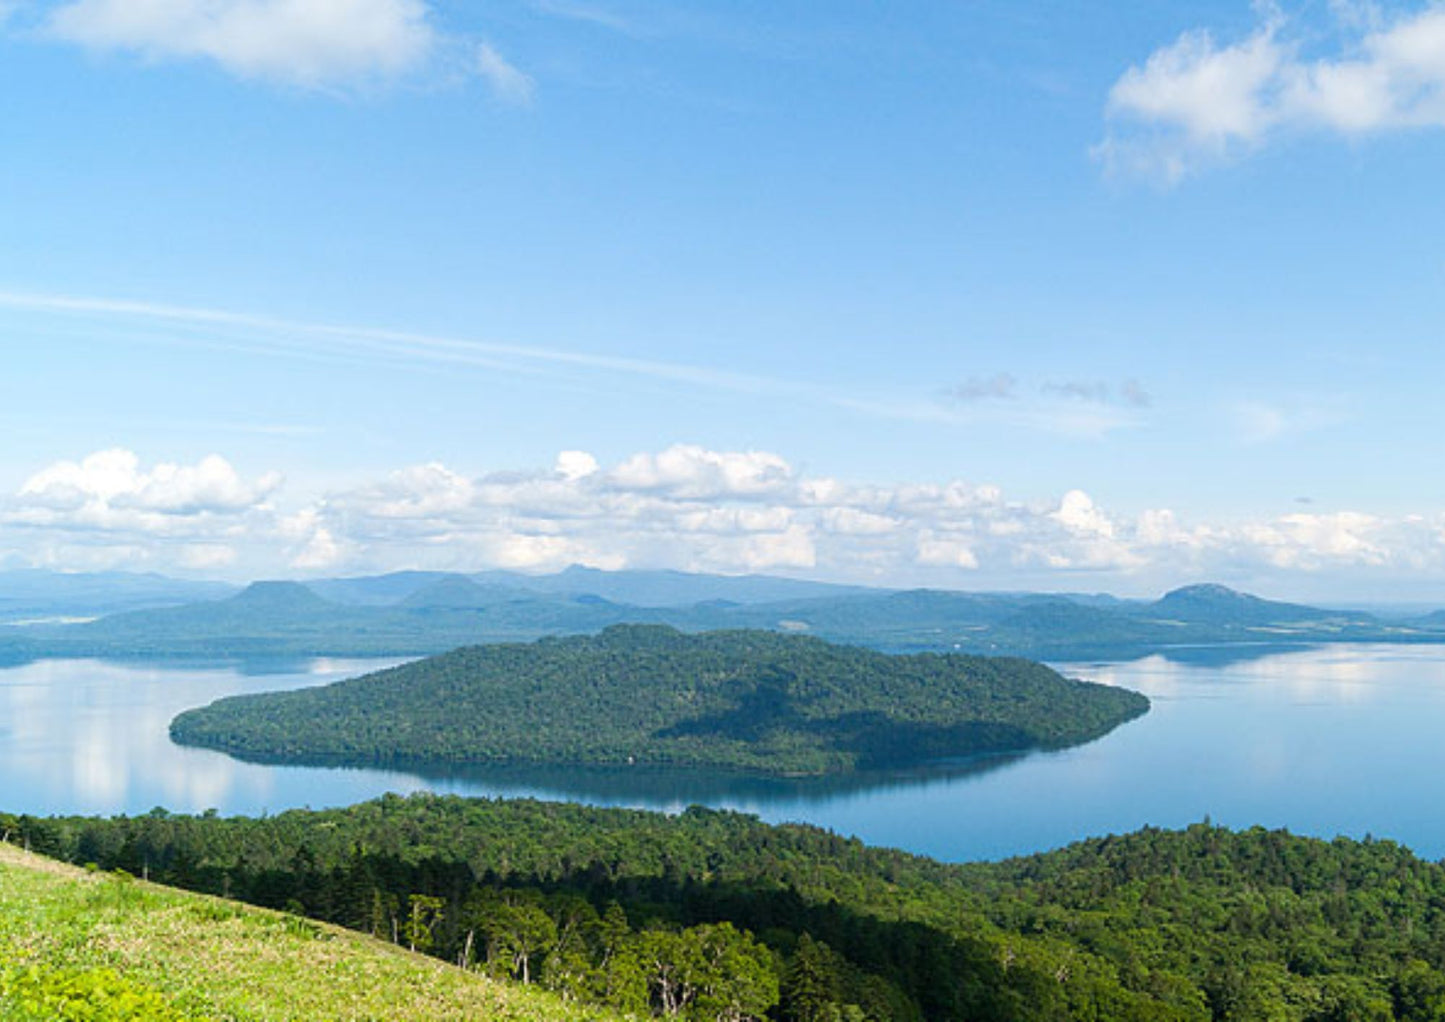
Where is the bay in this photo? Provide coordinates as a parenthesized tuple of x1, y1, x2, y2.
(3, 643, 1444, 863)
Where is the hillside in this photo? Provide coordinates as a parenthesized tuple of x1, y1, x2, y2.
(19, 794, 1445, 1021)
(0, 839, 616, 1022)
(169, 625, 1149, 774)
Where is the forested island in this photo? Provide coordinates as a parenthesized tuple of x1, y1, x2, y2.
(13, 794, 1445, 1021)
(168, 625, 1148, 775)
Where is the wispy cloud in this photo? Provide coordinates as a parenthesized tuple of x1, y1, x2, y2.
(0, 289, 788, 395)
(1229, 397, 1346, 444)
(530, 0, 633, 34)
(945, 374, 1018, 402)
(476, 41, 534, 104)
(0, 289, 1153, 439)
(1043, 377, 1152, 408)
(1098, 3, 1445, 180)
(934, 374, 1153, 435)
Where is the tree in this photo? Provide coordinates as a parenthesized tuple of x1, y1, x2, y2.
(1394, 961, 1445, 1022)
(402, 894, 444, 954)
(473, 889, 557, 985)
(781, 934, 837, 1022)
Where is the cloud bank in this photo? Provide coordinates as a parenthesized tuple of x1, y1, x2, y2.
(1100, 3, 1445, 179)
(7, 446, 1445, 596)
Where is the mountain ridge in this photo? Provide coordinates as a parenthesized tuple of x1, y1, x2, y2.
(3, 569, 1443, 660)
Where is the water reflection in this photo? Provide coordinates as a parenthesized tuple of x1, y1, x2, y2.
(306, 753, 1032, 812)
(5, 645, 1445, 863)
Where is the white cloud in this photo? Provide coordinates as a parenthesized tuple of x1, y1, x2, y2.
(822, 507, 899, 536)
(10, 444, 1445, 589)
(916, 533, 980, 570)
(476, 41, 534, 104)
(44, 0, 438, 88)
(1240, 511, 1387, 569)
(1053, 489, 1115, 539)
(609, 444, 793, 500)
(15, 449, 280, 521)
(291, 525, 345, 569)
(555, 450, 599, 481)
(180, 543, 239, 569)
(1100, 4, 1445, 179)
(26, 1, 536, 96)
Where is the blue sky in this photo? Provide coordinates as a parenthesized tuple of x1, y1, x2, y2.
(2, 0, 1445, 600)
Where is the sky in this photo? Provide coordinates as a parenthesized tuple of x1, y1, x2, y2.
(2, 0, 1445, 600)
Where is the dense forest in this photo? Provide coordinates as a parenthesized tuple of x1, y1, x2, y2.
(10, 794, 1445, 1021)
(169, 625, 1148, 774)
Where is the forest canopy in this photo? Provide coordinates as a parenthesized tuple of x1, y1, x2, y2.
(169, 625, 1148, 775)
(12, 795, 1445, 1022)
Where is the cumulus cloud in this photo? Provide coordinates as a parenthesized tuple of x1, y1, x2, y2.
(1, 449, 282, 573)
(555, 450, 599, 481)
(608, 445, 793, 500)
(10, 444, 1445, 588)
(14, 449, 280, 522)
(1099, 3, 1445, 180)
(916, 533, 980, 570)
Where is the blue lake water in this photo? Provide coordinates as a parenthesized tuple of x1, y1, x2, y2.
(3, 644, 1445, 863)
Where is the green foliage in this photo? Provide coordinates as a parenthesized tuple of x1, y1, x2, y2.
(27, 793, 1445, 1020)
(0, 841, 622, 1021)
(169, 625, 1148, 774)
(0, 962, 198, 1022)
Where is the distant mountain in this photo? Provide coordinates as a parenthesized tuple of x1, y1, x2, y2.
(399, 575, 515, 609)
(1137, 583, 1350, 626)
(43, 580, 361, 652)
(228, 580, 332, 613)
(470, 565, 880, 608)
(0, 568, 235, 622)
(8, 570, 1444, 661)
(17, 577, 662, 657)
(170, 624, 1150, 775)
(305, 571, 502, 606)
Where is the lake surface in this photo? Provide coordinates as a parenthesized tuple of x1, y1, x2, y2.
(4, 644, 1445, 863)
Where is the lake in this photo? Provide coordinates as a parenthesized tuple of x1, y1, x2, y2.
(3, 644, 1445, 863)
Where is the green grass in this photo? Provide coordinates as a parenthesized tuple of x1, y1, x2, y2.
(0, 843, 622, 1021)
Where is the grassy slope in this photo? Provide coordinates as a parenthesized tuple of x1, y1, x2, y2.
(0, 843, 617, 1022)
